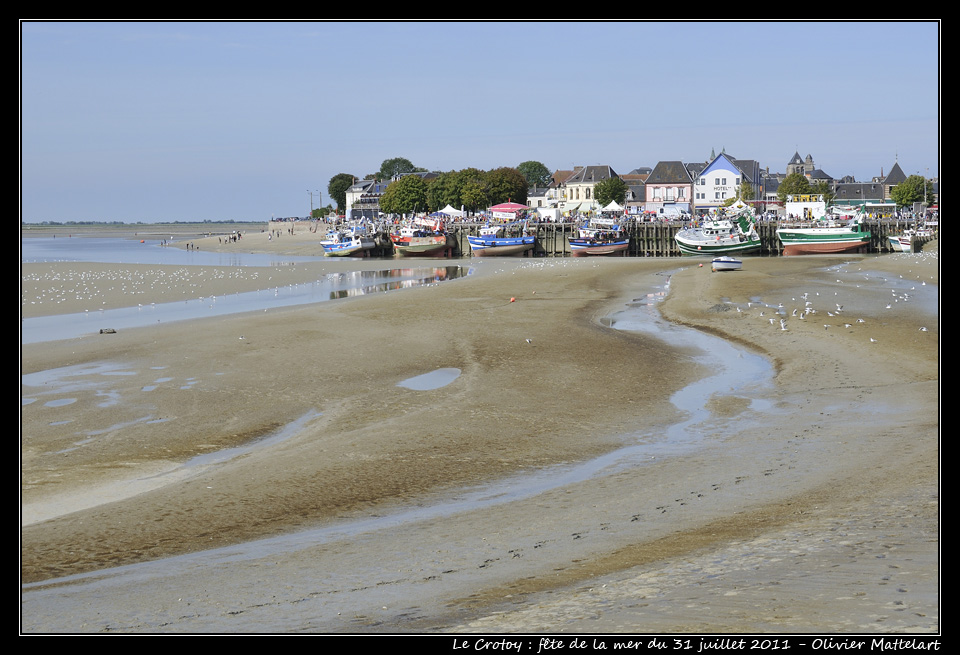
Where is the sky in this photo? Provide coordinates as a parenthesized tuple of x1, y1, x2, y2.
(20, 20, 940, 223)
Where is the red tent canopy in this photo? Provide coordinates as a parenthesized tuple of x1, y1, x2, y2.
(489, 202, 527, 212)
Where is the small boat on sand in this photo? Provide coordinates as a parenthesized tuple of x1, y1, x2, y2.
(711, 256, 742, 271)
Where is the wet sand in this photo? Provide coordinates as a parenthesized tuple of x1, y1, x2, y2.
(20, 227, 939, 633)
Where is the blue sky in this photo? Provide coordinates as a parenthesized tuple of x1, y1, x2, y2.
(20, 20, 940, 223)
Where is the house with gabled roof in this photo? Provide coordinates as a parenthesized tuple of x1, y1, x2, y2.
(558, 165, 619, 214)
(691, 152, 762, 214)
(644, 161, 692, 217)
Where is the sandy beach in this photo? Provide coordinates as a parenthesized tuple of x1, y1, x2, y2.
(20, 225, 939, 634)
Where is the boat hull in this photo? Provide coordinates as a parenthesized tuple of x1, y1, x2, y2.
(675, 239, 761, 256)
(711, 256, 742, 271)
(776, 231, 870, 256)
(888, 235, 912, 253)
(467, 235, 536, 257)
(568, 239, 629, 256)
(391, 234, 452, 257)
(322, 237, 376, 257)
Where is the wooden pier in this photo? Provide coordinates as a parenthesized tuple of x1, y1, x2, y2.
(445, 220, 933, 258)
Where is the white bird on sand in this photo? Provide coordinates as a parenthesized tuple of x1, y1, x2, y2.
(919, 327, 928, 332)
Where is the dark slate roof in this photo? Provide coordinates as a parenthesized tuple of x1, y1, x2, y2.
(883, 162, 908, 186)
(647, 161, 692, 185)
(563, 165, 619, 184)
(834, 182, 886, 202)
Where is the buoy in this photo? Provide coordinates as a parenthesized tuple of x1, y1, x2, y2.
(510, 297, 516, 302)
(698, 263, 703, 268)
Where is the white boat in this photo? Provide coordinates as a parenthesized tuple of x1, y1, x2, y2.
(888, 230, 914, 253)
(675, 209, 761, 256)
(711, 256, 742, 271)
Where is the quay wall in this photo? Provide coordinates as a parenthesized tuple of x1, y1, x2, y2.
(444, 219, 932, 258)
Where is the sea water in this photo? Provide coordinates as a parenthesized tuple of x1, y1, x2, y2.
(21, 238, 472, 343)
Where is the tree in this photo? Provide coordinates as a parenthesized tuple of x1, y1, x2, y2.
(593, 176, 628, 207)
(890, 175, 933, 208)
(452, 168, 487, 213)
(484, 167, 528, 206)
(426, 172, 459, 212)
(517, 161, 552, 188)
(378, 157, 419, 181)
(776, 172, 811, 202)
(327, 173, 355, 213)
(379, 174, 428, 215)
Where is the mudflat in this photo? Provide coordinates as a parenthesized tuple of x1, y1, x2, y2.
(21, 226, 939, 633)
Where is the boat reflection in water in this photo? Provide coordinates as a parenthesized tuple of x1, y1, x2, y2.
(326, 267, 469, 298)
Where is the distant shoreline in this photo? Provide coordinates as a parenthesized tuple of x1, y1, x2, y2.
(21, 221, 271, 240)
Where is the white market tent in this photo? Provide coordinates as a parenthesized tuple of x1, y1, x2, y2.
(440, 204, 465, 218)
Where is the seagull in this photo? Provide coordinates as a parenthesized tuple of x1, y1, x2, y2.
(919, 327, 928, 332)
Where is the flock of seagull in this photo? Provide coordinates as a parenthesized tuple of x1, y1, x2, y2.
(730, 257, 937, 342)
(21, 265, 266, 312)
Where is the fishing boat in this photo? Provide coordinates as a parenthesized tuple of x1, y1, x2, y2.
(776, 208, 871, 255)
(888, 229, 915, 253)
(674, 209, 761, 256)
(711, 256, 742, 271)
(321, 226, 376, 257)
(568, 217, 630, 256)
(466, 223, 536, 257)
(390, 217, 452, 257)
